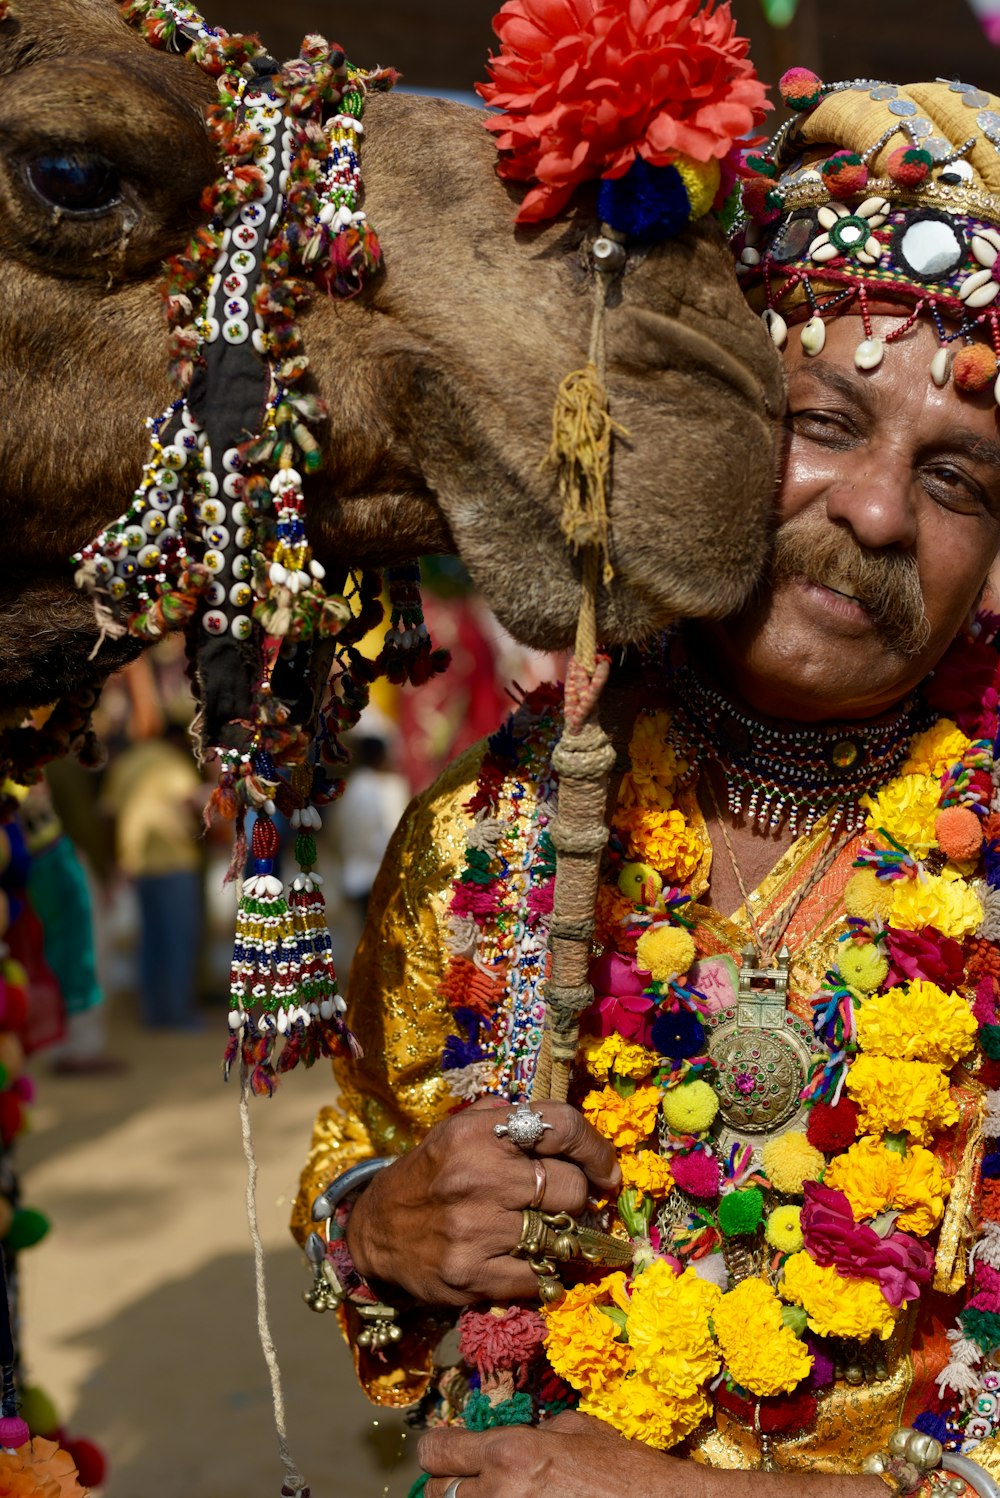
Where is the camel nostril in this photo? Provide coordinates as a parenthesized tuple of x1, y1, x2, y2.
(26, 152, 122, 218)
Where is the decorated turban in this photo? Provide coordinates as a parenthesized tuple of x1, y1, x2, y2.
(737, 73, 1000, 400)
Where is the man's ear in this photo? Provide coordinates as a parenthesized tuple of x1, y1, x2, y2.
(977, 559, 1000, 625)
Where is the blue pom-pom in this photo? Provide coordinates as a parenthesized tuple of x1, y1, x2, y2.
(597, 157, 692, 242)
(913, 1412, 950, 1444)
(984, 1152, 1000, 1179)
(651, 1007, 705, 1060)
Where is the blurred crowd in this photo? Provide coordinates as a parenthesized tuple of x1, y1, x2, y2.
(1, 570, 558, 1072)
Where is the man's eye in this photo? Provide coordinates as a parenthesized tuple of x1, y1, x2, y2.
(26, 153, 122, 217)
(924, 466, 986, 511)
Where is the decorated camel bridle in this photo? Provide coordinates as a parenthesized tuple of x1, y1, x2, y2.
(0, 1, 767, 1490)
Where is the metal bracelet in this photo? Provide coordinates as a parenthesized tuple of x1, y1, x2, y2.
(305, 1157, 399, 1346)
(310, 1156, 395, 1221)
(940, 1455, 1000, 1498)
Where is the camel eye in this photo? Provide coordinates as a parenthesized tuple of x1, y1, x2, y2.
(26, 152, 122, 217)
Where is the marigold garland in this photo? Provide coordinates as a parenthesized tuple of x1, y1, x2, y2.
(433, 620, 1000, 1455)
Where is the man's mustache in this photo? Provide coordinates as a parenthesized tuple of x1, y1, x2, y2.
(767, 514, 931, 658)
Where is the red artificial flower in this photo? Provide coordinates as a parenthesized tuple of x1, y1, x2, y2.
(477, 0, 770, 222)
(884, 925, 965, 990)
(925, 633, 1000, 735)
(801, 1183, 933, 1308)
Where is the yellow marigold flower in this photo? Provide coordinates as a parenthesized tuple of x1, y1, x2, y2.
(781, 1252, 897, 1340)
(582, 1084, 661, 1149)
(856, 980, 977, 1067)
(580, 1033, 657, 1082)
(661, 1078, 718, 1135)
(618, 806, 703, 883)
(580, 1378, 710, 1451)
(543, 1272, 631, 1394)
(901, 719, 971, 780)
(889, 871, 983, 941)
(861, 774, 942, 859)
(636, 924, 697, 983)
(713, 1276, 812, 1396)
(824, 1135, 949, 1234)
(894, 1144, 952, 1234)
(619, 1149, 675, 1197)
(843, 869, 894, 924)
(765, 1205, 804, 1254)
(838, 942, 889, 994)
(627, 1261, 721, 1399)
(619, 712, 687, 809)
(761, 1132, 825, 1196)
(846, 1056, 957, 1144)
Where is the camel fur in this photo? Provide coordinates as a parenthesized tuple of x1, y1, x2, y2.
(0, 0, 785, 713)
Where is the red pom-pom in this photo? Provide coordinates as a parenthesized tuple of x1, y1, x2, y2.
(0, 1416, 30, 1449)
(886, 145, 933, 188)
(821, 151, 869, 200)
(953, 343, 998, 393)
(779, 67, 823, 112)
(0, 1094, 23, 1147)
(807, 1095, 860, 1152)
(742, 176, 781, 226)
(64, 1436, 108, 1487)
(936, 806, 983, 861)
(0, 984, 27, 1034)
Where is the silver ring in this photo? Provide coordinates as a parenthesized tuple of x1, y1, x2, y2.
(493, 1100, 554, 1151)
(443, 1481, 464, 1498)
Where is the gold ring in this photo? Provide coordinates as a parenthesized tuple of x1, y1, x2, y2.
(528, 1158, 547, 1210)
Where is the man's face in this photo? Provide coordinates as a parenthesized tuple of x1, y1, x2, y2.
(705, 312, 1000, 722)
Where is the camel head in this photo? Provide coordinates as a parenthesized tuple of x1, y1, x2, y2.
(0, 0, 784, 713)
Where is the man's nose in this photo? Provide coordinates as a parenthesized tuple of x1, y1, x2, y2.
(823, 458, 918, 551)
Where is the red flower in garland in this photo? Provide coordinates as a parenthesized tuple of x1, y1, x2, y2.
(477, 0, 770, 223)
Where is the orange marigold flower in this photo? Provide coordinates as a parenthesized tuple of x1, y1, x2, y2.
(582, 1084, 661, 1149)
(0, 1439, 87, 1498)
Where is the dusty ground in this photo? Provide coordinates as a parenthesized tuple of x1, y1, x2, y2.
(18, 1006, 423, 1498)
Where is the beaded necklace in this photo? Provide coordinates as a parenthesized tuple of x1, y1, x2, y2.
(669, 662, 927, 836)
(438, 624, 1000, 1465)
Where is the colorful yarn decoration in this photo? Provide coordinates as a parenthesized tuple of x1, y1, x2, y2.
(778, 66, 823, 112)
(953, 342, 998, 393)
(886, 145, 933, 189)
(820, 151, 869, 201)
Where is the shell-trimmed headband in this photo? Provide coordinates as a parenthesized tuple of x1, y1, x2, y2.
(736, 71, 1000, 403)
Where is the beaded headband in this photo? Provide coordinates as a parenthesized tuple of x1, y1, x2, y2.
(736, 73, 1000, 402)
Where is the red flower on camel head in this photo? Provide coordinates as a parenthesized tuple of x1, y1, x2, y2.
(476, 0, 770, 233)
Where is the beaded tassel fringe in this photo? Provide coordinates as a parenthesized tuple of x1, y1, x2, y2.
(226, 812, 355, 1093)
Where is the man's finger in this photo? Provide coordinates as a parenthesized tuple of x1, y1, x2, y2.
(524, 1102, 622, 1193)
(418, 1428, 489, 1477)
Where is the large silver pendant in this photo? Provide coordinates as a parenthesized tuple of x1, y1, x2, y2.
(703, 944, 826, 1167)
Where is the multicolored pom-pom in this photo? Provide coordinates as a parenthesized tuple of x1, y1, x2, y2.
(953, 342, 998, 393)
(742, 176, 782, 226)
(821, 151, 869, 201)
(744, 152, 777, 179)
(886, 145, 933, 189)
(779, 67, 823, 112)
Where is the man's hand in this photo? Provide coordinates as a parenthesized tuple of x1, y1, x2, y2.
(419, 1411, 688, 1497)
(345, 1099, 621, 1304)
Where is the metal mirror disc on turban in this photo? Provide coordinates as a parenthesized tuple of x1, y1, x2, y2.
(898, 217, 965, 278)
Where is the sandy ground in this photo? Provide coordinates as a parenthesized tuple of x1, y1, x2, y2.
(18, 1004, 423, 1498)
